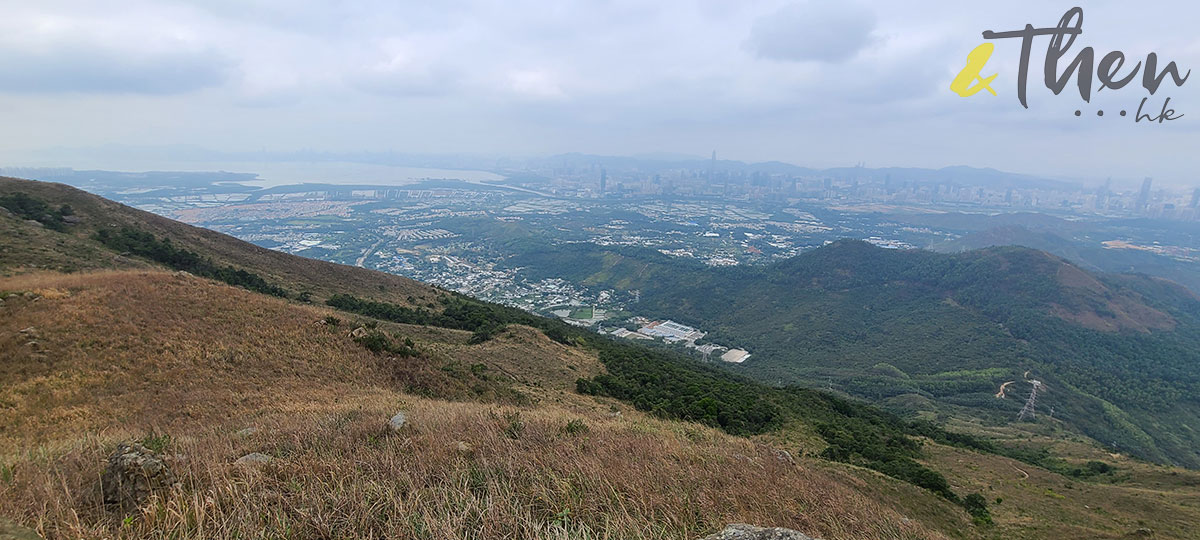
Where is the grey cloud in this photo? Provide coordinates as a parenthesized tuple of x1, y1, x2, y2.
(349, 68, 459, 98)
(747, 1, 877, 63)
(0, 43, 232, 95)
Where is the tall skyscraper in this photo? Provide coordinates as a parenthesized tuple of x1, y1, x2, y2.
(1137, 177, 1153, 210)
(1191, 187, 1200, 209)
(1097, 177, 1112, 209)
(599, 168, 607, 194)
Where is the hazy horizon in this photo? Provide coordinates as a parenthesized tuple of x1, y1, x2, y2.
(0, 144, 1184, 191)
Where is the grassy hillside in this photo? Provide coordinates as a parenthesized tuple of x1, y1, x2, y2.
(4, 270, 1196, 540)
(503, 241, 1200, 468)
(1, 271, 958, 540)
(3, 177, 1198, 539)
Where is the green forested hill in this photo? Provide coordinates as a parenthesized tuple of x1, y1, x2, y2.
(931, 224, 1200, 294)
(505, 240, 1200, 467)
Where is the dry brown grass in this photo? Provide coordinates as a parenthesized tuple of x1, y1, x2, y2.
(924, 437, 1200, 540)
(0, 270, 961, 539)
(2, 396, 955, 540)
(1, 271, 387, 440)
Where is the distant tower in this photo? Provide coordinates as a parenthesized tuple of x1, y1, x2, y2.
(1137, 177, 1153, 210)
(1017, 379, 1043, 421)
(1098, 177, 1112, 209)
(1191, 187, 1200, 209)
(599, 168, 607, 194)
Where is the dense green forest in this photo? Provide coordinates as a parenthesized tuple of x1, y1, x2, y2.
(503, 240, 1200, 468)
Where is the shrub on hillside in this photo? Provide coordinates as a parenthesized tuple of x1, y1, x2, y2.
(94, 227, 287, 297)
(0, 193, 73, 231)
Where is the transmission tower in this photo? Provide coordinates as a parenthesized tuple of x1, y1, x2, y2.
(1017, 380, 1043, 421)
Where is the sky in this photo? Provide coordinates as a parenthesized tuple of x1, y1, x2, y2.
(0, 1, 1197, 187)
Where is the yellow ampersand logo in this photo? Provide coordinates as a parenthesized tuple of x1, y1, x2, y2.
(951, 43, 998, 97)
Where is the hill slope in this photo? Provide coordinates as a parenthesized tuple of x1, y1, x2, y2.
(0, 177, 437, 305)
(504, 240, 1200, 468)
(2, 270, 959, 540)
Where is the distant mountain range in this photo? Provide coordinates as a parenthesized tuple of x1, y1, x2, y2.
(10, 145, 1082, 191)
(535, 153, 1081, 190)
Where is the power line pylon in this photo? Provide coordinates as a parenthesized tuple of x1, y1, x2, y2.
(1017, 380, 1043, 421)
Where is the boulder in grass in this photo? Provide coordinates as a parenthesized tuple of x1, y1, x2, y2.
(235, 453, 272, 466)
(101, 442, 178, 508)
(700, 524, 819, 540)
(0, 518, 44, 540)
(388, 412, 407, 432)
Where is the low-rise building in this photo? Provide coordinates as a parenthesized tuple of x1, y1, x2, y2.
(719, 349, 751, 363)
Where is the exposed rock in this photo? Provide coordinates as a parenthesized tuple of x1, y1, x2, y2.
(700, 524, 819, 540)
(22, 220, 42, 228)
(235, 427, 259, 438)
(61, 215, 81, 224)
(349, 326, 369, 339)
(101, 442, 178, 508)
(455, 441, 473, 454)
(234, 452, 272, 466)
(0, 518, 44, 540)
(775, 449, 796, 465)
(174, 271, 193, 279)
(18, 327, 35, 335)
(388, 412, 407, 432)
(0, 206, 13, 219)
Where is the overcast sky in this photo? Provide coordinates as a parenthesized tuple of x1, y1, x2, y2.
(0, 1, 1196, 187)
